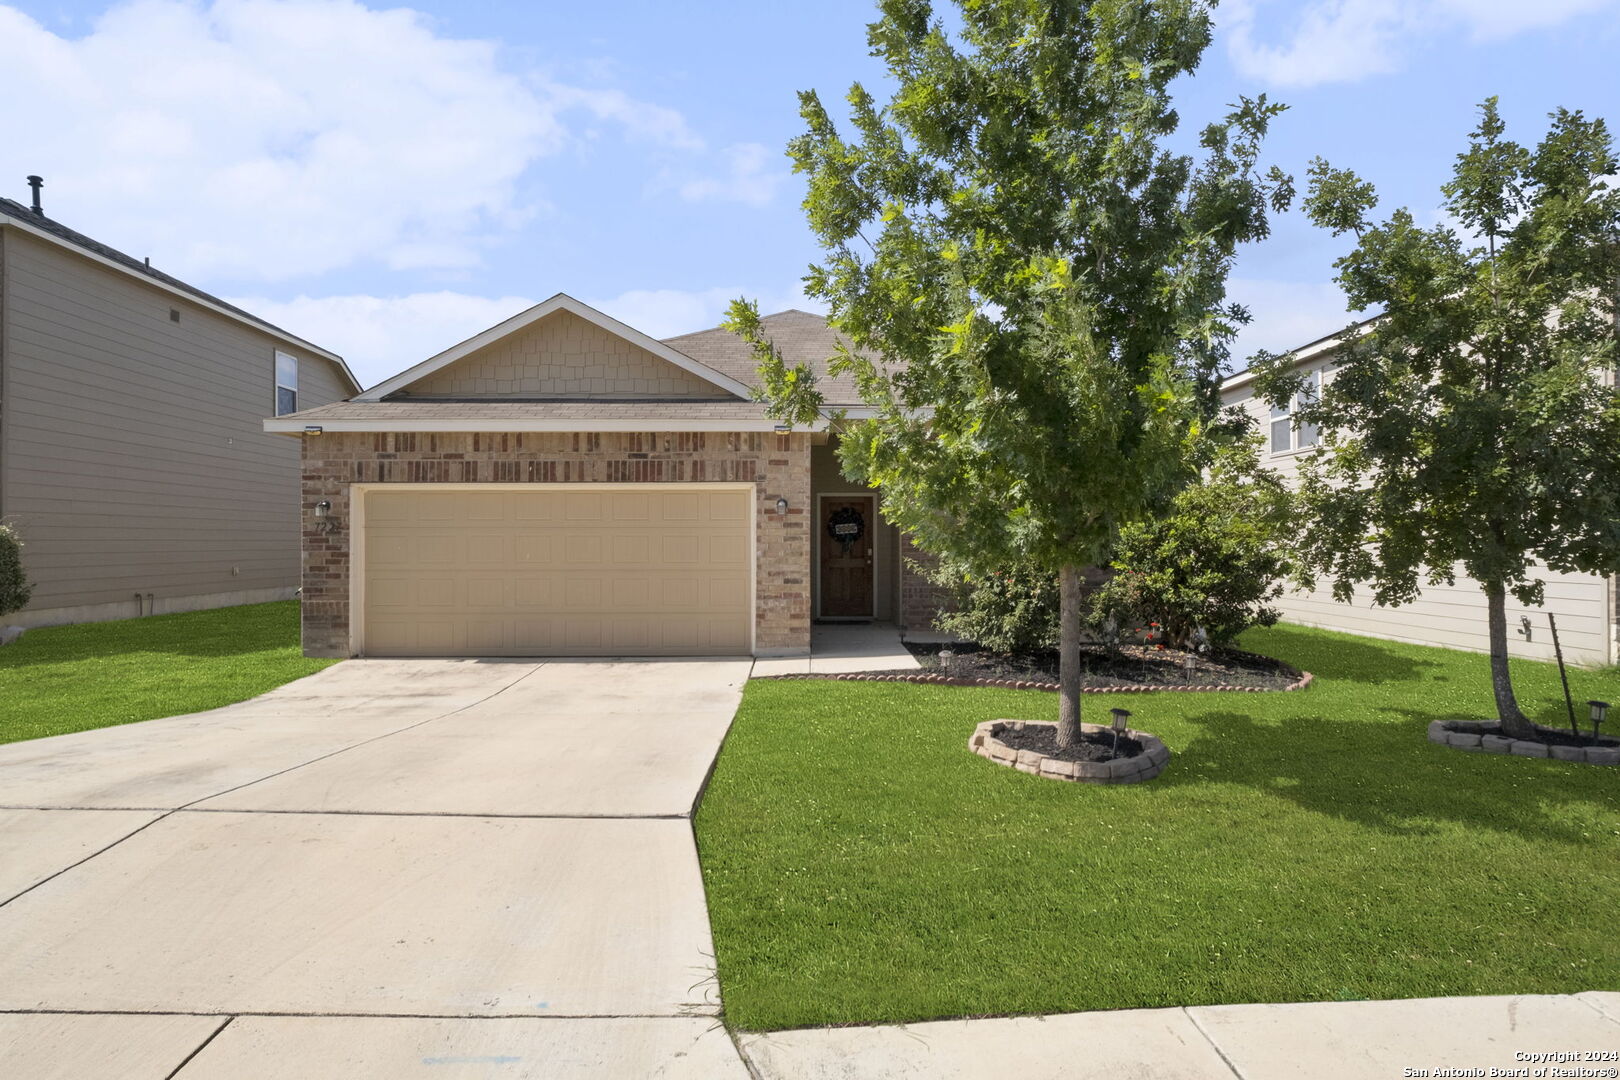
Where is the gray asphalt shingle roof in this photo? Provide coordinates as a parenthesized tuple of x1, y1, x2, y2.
(662, 309, 872, 406)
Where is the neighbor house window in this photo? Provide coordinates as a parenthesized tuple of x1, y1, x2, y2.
(275, 351, 298, 416)
(1270, 369, 1321, 454)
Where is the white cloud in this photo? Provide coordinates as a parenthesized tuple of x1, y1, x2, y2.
(1222, 0, 1620, 87)
(543, 82, 704, 150)
(0, 0, 711, 283)
(677, 142, 788, 207)
(233, 284, 822, 389)
(1225, 278, 1365, 368)
(1430, 0, 1618, 40)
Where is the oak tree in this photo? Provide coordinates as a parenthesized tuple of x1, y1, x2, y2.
(1253, 99, 1620, 738)
(737, 0, 1290, 744)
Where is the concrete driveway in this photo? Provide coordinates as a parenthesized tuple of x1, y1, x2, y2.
(0, 658, 753, 1079)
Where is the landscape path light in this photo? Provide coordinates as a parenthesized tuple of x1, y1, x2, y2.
(1109, 707, 1131, 758)
(1589, 700, 1610, 740)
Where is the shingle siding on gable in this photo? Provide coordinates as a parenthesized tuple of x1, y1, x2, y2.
(0, 229, 349, 623)
(402, 309, 729, 400)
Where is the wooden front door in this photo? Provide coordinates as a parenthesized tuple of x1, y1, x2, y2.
(819, 496, 875, 618)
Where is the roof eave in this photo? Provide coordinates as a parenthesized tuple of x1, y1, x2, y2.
(264, 416, 833, 435)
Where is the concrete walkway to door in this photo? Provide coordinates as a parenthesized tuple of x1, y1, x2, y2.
(0, 657, 753, 1079)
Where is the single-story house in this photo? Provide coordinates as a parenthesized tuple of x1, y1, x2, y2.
(1222, 327, 1619, 667)
(266, 294, 951, 658)
(0, 178, 358, 629)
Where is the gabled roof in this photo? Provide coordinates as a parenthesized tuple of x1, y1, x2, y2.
(663, 308, 870, 406)
(0, 197, 360, 394)
(1220, 311, 1378, 395)
(358, 293, 755, 402)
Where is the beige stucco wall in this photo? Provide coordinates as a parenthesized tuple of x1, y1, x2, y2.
(0, 228, 350, 624)
(1223, 362, 1615, 666)
(403, 309, 725, 399)
(297, 430, 812, 658)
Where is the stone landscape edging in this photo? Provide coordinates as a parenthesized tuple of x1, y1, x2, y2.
(756, 666, 1312, 693)
(970, 719, 1171, 785)
(1427, 719, 1620, 765)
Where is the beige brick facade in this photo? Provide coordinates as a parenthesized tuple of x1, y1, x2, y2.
(299, 431, 811, 657)
(898, 534, 956, 632)
(405, 310, 725, 400)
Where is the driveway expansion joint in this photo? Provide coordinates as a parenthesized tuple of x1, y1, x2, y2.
(163, 1016, 233, 1080)
(1182, 1006, 1252, 1080)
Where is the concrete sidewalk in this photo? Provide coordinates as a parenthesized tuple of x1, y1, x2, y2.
(752, 621, 921, 676)
(740, 993, 1620, 1079)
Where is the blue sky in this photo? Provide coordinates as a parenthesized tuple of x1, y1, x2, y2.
(2, 0, 1617, 389)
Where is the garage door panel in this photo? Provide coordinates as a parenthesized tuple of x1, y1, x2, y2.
(465, 535, 508, 565)
(362, 488, 751, 657)
(513, 578, 561, 608)
(515, 535, 557, 564)
(415, 537, 457, 564)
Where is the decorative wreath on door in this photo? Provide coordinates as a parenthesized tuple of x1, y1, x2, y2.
(826, 505, 866, 555)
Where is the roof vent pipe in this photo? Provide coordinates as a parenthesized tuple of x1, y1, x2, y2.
(26, 175, 43, 215)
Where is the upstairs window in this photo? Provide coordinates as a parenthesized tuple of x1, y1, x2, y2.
(275, 351, 298, 416)
(1270, 369, 1321, 455)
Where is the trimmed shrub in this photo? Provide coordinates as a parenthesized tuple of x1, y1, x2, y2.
(1090, 442, 1294, 650)
(922, 554, 1063, 656)
(0, 523, 31, 617)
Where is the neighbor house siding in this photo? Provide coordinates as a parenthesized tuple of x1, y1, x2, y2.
(297, 430, 813, 658)
(1224, 370, 1615, 667)
(0, 229, 350, 625)
(404, 309, 725, 400)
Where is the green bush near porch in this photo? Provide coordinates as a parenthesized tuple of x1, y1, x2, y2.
(0, 600, 336, 745)
(695, 624, 1620, 1031)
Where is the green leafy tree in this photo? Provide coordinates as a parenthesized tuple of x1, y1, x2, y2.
(737, 0, 1291, 745)
(1253, 99, 1620, 738)
(0, 524, 32, 618)
(1090, 438, 1295, 650)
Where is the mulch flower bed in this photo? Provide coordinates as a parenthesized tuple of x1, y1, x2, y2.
(995, 723, 1144, 764)
(970, 719, 1171, 784)
(756, 640, 1311, 693)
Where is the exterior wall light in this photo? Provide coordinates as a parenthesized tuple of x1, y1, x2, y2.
(314, 500, 331, 518)
(1590, 700, 1610, 739)
(773, 422, 791, 433)
(304, 425, 323, 436)
(775, 497, 789, 515)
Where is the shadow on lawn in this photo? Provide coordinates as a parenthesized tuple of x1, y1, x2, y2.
(1242, 626, 1439, 686)
(1162, 707, 1617, 845)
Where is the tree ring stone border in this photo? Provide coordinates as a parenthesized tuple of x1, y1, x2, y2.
(969, 719, 1170, 785)
(1427, 719, 1619, 765)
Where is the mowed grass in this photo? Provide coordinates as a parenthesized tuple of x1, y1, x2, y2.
(695, 625, 1620, 1031)
(0, 600, 337, 745)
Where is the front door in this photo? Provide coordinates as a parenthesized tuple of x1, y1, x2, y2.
(819, 496, 874, 618)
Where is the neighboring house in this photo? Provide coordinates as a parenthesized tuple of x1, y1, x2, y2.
(266, 294, 950, 658)
(0, 180, 359, 629)
(1221, 327, 1619, 667)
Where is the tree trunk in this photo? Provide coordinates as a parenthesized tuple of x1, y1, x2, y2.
(1484, 579, 1534, 738)
(1056, 563, 1083, 748)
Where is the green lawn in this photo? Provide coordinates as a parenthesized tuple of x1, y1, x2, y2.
(695, 624, 1620, 1031)
(0, 600, 337, 745)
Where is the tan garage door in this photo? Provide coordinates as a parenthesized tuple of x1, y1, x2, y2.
(361, 487, 752, 656)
